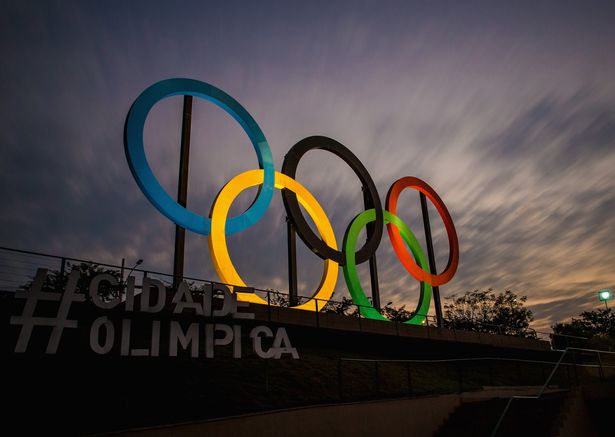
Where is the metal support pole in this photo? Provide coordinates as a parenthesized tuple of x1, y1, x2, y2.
(173, 95, 193, 290)
(420, 192, 444, 327)
(58, 257, 66, 292)
(362, 187, 380, 309)
(286, 217, 298, 306)
(267, 290, 271, 322)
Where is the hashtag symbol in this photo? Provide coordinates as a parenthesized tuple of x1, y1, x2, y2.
(10, 268, 85, 354)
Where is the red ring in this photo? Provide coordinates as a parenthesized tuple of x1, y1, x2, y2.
(385, 177, 459, 286)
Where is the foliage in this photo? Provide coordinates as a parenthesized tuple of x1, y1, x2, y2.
(381, 301, 413, 322)
(552, 308, 615, 350)
(322, 296, 415, 322)
(267, 289, 290, 306)
(322, 295, 359, 316)
(24, 261, 123, 301)
(443, 289, 536, 338)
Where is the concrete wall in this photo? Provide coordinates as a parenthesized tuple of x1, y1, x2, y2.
(557, 389, 598, 437)
(248, 302, 551, 352)
(119, 395, 461, 437)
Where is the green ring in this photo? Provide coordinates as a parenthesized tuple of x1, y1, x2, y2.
(343, 209, 432, 325)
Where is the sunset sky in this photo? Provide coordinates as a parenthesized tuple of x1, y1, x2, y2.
(2, 1, 615, 331)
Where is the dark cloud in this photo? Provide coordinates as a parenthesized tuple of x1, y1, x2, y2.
(484, 92, 615, 174)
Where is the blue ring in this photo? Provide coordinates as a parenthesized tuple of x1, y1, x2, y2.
(124, 78, 275, 236)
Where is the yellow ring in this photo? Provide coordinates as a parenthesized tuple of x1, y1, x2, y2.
(208, 169, 338, 311)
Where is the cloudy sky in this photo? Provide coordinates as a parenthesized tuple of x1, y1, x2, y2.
(1, 1, 615, 331)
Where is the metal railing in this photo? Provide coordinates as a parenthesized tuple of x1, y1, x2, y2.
(338, 353, 615, 401)
(0, 246, 588, 348)
(490, 347, 615, 436)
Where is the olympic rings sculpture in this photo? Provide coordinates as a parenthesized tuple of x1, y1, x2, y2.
(125, 78, 459, 325)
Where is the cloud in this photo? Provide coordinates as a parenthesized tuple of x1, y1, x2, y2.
(1, 0, 615, 333)
(444, 92, 615, 330)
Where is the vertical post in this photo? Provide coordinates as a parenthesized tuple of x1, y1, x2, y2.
(362, 188, 380, 309)
(59, 257, 66, 278)
(286, 217, 298, 306)
(57, 257, 66, 292)
(597, 351, 604, 382)
(173, 95, 193, 290)
(420, 192, 443, 327)
(210, 283, 215, 316)
(119, 257, 126, 300)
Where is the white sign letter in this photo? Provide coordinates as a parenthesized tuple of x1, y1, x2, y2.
(90, 316, 114, 354)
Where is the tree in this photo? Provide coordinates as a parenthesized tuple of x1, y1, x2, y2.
(266, 289, 290, 306)
(381, 302, 413, 322)
(323, 295, 359, 316)
(22, 261, 123, 301)
(443, 289, 536, 338)
(322, 296, 418, 321)
(552, 308, 615, 350)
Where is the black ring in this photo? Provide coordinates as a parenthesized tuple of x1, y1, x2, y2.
(281, 136, 383, 265)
